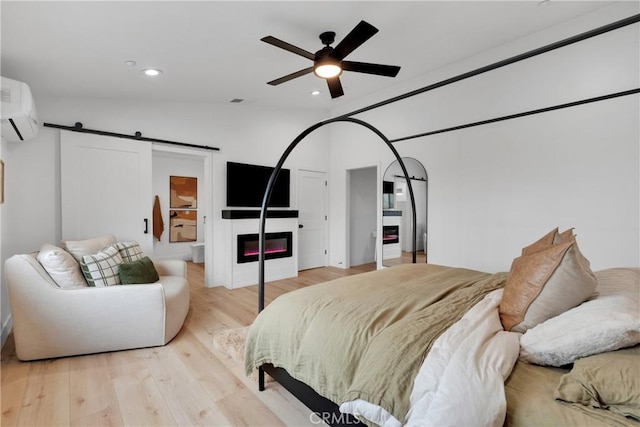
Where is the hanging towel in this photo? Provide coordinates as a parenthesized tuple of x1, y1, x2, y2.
(153, 195, 164, 241)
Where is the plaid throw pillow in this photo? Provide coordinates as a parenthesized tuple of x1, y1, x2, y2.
(116, 241, 144, 263)
(80, 244, 123, 287)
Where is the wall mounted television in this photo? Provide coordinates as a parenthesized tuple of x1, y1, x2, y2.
(226, 161, 291, 208)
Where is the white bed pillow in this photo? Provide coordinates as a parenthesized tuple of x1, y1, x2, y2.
(62, 234, 117, 262)
(519, 268, 640, 366)
(37, 243, 88, 289)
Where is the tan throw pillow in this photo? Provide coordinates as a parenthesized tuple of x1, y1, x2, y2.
(521, 227, 575, 256)
(499, 234, 596, 333)
(556, 227, 575, 243)
(555, 349, 640, 420)
(37, 243, 88, 289)
(521, 227, 559, 256)
(62, 234, 117, 262)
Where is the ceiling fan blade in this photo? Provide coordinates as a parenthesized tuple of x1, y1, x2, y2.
(342, 61, 401, 77)
(330, 20, 378, 61)
(267, 67, 314, 85)
(261, 36, 315, 60)
(326, 77, 344, 99)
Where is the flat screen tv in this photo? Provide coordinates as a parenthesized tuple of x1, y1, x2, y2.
(226, 161, 291, 208)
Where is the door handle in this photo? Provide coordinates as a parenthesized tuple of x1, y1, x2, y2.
(144, 218, 149, 234)
(299, 224, 304, 229)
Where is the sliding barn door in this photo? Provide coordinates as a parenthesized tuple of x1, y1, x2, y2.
(61, 131, 153, 255)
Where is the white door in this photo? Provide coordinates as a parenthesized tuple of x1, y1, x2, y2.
(61, 131, 153, 255)
(297, 169, 327, 270)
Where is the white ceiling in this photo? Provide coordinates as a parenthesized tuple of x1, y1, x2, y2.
(1, 1, 617, 111)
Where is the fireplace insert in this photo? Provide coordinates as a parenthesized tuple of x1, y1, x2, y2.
(237, 231, 293, 263)
(382, 225, 399, 245)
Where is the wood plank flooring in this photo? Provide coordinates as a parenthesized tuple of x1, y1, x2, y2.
(1, 254, 424, 427)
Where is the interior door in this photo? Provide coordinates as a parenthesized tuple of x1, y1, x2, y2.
(297, 169, 327, 270)
(61, 131, 153, 255)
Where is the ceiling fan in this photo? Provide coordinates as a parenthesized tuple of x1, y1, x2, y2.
(261, 20, 401, 99)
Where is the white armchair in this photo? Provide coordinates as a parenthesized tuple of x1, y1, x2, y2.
(5, 253, 190, 361)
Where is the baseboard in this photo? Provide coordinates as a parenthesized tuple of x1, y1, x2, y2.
(1, 314, 13, 349)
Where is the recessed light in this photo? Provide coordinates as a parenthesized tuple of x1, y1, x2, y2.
(124, 60, 136, 66)
(311, 90, 321, 96)
(142, 68, 162, 77)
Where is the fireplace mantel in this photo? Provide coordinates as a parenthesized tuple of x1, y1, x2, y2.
(215, 216, 298, 289)
(221, 209, 299, 219)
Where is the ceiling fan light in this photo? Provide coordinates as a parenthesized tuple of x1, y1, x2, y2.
(314, 63, 342, 79)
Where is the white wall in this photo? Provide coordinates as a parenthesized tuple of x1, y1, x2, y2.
(348, 166, 377, 266)
(152, 152, 205, 260)
(328, 2, 640, 272)
(0, 137, 9, 347)
(395, 179, 427, 253)
(1, 126, 63, 346)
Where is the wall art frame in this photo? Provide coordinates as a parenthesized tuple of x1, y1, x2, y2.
(170, 175, 197, 208)
(169, 209, 197, 242)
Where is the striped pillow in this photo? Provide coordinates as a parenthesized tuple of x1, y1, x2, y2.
(80, 244, 123, 287)
(116, 241, 143, 263)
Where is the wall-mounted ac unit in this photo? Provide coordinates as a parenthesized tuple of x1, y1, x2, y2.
(1, 76, 39, 142)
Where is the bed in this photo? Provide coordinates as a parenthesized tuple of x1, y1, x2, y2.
(504, 346, 640, 427)
(244, 228, 640, 426)
(244, 14, 639, 425)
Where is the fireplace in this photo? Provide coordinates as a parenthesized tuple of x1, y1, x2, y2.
(382, 225, 399, 245)
(237, 231, 293, 264)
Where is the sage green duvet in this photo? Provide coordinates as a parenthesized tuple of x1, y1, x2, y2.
(244, 263, 508, 423)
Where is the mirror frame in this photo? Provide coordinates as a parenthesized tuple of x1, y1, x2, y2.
(380, 157, 428, 268)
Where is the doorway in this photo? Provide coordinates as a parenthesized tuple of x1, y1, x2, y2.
(151, 145, 214, 287)
(348, 166, 377, 267)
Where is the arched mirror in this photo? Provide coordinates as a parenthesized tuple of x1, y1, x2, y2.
(381, 157, 428, 267)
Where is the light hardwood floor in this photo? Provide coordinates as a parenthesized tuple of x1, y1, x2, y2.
(1, 254, 425, 427)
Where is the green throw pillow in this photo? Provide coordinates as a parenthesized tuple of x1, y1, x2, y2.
(119, 256, 160, 284)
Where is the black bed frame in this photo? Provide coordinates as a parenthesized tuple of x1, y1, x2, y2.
(261, 364, 366, 426)
(255, 13, 640, 427)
